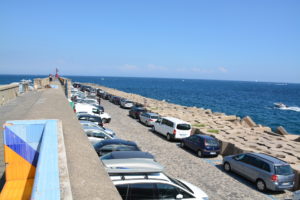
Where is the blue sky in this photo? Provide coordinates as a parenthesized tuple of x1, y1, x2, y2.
(0, 0, 299, 83)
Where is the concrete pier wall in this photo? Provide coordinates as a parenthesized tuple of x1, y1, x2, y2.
(0, 81, 31, 106)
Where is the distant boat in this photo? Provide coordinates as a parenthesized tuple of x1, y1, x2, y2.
(274, 102, 287, 109)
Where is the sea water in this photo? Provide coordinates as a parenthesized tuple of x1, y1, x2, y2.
(1, 75, 299, 134)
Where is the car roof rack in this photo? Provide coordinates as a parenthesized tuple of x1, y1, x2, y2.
(103, 158, 164, 174)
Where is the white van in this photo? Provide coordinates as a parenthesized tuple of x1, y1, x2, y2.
(152, 117, 191, 141)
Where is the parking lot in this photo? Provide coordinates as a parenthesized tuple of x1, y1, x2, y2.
(102, 99, 293, 200)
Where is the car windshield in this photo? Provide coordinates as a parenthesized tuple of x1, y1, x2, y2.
(205, 139, 219, 146)
(150, 115, 159, 119)
(177, 124, 191, 130)
(275, 165, 293, 175)
(167, 176, 194, 194)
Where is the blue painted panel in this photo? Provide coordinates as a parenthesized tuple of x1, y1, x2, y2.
(4, 127, 39, 167)
(8, 124, 44, 151)
(31, 120, 60, 200)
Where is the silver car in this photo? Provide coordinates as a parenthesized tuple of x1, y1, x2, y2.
(223, 153, 295, 192)
(139, 112, 160, 126)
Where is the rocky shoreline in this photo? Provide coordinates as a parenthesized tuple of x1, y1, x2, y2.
(85, 82, 300, 190)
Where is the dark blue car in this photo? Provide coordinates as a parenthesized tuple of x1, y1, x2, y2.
(181, 134, 220, 157)
(93, 139, 140, 156)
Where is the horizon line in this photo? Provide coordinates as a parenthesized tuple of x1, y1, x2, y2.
(0, 73, 299, 84)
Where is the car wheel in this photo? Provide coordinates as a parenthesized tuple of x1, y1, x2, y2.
(197, 150, 203, 158)
(256, 179, 266, 192)
(223, 162, 231, 172)
(180, 142, 185, 148)
(166, 134, 172, 141)
(152, 126, 156, 132)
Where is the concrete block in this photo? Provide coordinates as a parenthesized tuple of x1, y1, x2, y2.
(242, 116, 257, 127)
(222, 115, 237, 121)
(277, 126, 289, 135)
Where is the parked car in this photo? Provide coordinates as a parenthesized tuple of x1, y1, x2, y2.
(120, 100, 134, 109)
(139, 112, 160, 126)
(73, 82, 82, 88)
(81, 85, 92, 92)
(80, 121, 115, 136)
(77, 98, 98, 105)
(129, 106, 147, 119)
(111, 96, 122, 105)
(96, 88, 104, 97)
(223, 152, 295, 192)
(77, 114, 103, 127)
(100, 151, 155, 161)
(93, 139, 140, 156)
(152, 117, 191, 141)
(181, 134, 220, 157)
(75, 103, 111, 123)
(105, 159, 209, 200)
(85, 129, 117, 145)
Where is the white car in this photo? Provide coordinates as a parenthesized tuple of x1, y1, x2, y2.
(152, 117, 191, 141)
(106, 159, 209, 200)
(120, 99, 134, 109)
(75, 103, 111, 123)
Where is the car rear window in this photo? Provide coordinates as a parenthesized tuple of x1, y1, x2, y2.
(176, 124, 191, 130)
(275, 165, 293, 175)
(205, 139, 219, 146)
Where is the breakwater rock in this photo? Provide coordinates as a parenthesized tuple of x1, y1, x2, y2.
(85, 82, 300, 190)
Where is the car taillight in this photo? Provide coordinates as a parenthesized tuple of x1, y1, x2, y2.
(173, 129, 176, 135)
(148, 119, 153, 121)
(271, 175, 278, 182)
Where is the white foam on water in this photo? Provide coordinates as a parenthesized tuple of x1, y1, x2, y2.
(278, 106, 300, 112)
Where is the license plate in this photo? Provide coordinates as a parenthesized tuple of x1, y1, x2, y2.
(282, 182, 290, 186)
(210, 152, 216, 155)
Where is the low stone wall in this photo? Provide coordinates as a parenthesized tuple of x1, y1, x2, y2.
(0, 83, 19, 106)
(34, 77, 50, 89)
(0, 81, 31, 106)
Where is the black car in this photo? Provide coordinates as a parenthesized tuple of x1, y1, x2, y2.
(93, 139, 140, 156)
(77, 114, 103, 127)
(100, 151, 155, 160)
(73, 82, 82, 88)
(81, 85, 92, 92)
(129, 106, 147, 119)
(112, 96, 122, 105)
(181, 134, 220, 157)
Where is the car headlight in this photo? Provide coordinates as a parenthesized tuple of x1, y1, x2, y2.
(202, 197, 209, 200)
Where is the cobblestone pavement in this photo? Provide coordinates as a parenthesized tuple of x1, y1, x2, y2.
(102, 99, 293, 200)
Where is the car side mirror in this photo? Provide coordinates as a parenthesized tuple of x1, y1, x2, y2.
(176, 194, 183, 199)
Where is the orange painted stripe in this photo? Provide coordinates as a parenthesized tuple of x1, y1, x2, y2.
(0, 179, 34, 200)
(4, 146, 36, 181)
